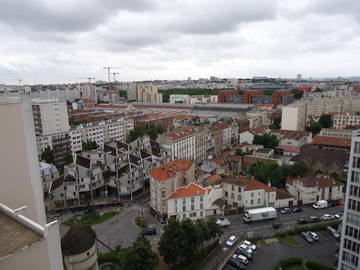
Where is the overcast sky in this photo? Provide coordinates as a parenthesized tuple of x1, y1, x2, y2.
(1, 0, 360, 84)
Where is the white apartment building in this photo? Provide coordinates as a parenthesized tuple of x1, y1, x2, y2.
(32, 99, 70, 135)
(157, 127, 207, 163)
(167, 182, 224, 221)
(338, 129, 360, 270)
(149, 159, 196, 221)
(222, 176, 276, 209)
(78, 83, 98, 103)
(319, 128, 352, 138)
(189, 95, 218, 104)
(34, 87, 81, 102)
(333, 113, 360, 129)
(169, 94, 190, 103)
(0, 203, 63, 270)
(136, 83, 162, 103)
(281, 100, 307, 131)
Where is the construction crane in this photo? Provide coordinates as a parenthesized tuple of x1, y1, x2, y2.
(112, 72, 119, 82)
(103, 67, 120, 91)
(76, 77, 95, 84)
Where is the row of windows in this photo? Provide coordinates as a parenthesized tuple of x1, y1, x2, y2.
(181, 211, 203, 219)
(351, 171, 360, 183)
(348, 199, 360, 212)
(344, 238, 360, 254)
(345, 225, 360, 241)
(349, 184, 360, 199)
(342, 250, 359, 267)
(346, 212, 360, 227)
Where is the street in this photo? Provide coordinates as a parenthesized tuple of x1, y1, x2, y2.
(201, 205, 343, 270)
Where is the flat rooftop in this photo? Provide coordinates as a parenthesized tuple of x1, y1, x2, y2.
(0, 212, 42, 259)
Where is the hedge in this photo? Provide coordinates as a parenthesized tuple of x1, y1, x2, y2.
(275, 220, 341, 238)
(273, 256, 303, 270)
(305, 260, 336, 270)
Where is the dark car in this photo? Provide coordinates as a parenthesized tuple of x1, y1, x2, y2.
(273, 222, 281, 229)
(300, 232, 314, 244)
(308, 216, 320, 223)
(326, 226, 340, 240)
(297, 218, 308, 225)
(235, 248, 253, 261)
(292, 207, 303, 213)
(227, 257, 246, 269)
(141, 227, 157, 235)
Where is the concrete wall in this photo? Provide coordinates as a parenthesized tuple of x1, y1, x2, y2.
(63, 244, 98, 270)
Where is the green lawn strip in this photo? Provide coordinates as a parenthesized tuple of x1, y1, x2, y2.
(285, 265, 307, 270)
(134, 216, 148, 229)
(279, 236, 303, 247)
(100, 265, 116, 270)
(64, 211, 118, 226)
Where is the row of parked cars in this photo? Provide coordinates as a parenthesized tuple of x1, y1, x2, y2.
(300, 226, 340, 243)
(226, 236, 256, 269)
(297, 213, 342, 225)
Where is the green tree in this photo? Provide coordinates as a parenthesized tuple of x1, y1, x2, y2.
(223, 117, 234, 125)
(309, 122, 323, 134)
(290, 161, 309, 177)
(124, 235, 155, 270)
(206, 218, 223, 244)
(253, 134, 279, 149)
(269, 117, 281, 129)
(319, 114, 332, 128)
(82, 139, 99, 150)
(158, 219, 183, 265)
(235, 148, 243, 156)
(41, 146, 55, 164)
(63, 152, 73, 165)
(314, 87, 324, 92)
(179, 219, 201, 260)
(195, 219, 210, 249)
(291, 89, 304, 100)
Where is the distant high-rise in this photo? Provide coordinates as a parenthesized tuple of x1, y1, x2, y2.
(338, 129, 360, 269)
(136, 83, 162, 103)
(297, 74, 302, 80)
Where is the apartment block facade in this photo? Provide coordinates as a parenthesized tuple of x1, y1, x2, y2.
(333, 113, 360, 129)
(339, 129, 360, 270)
(281, 100, 307, 131)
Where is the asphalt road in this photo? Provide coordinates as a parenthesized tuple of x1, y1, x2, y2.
(201, 205, 343, 270)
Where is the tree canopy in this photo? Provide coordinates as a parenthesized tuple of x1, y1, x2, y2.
(291, 89, 304, 100)
(158, 218, 222, 265)
(309, 122, 323, 135)
(123, 235, 155, 270)
(127, 125, 164, 142)
(82, 140, 99, 150)
(253, 134, 279, 149)
(269, 117, 281, 129)
(63, 152, 73, 165)
(41, 146, 55, 164)
(319, 114, 332, 128)
(249, 161, 310, 187)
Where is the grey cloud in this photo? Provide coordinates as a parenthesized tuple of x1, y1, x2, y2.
(0, 0, 157, 32)
(309, 0, 360, 22)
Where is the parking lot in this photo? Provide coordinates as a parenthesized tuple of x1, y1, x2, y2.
(223, 231, 339, 270)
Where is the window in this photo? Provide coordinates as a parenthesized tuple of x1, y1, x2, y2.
(238, 187, 241, 192)
(183, 206, 186, 212)
(238, 194, 241, 201)
(200, 211, 203, 217)
(231, 193, 234, 199)
(251, 192, 254, 197)
(200, 203, 203, 209)
(257, 198, 260, 204)
(191, 197, 194, 203)
(232, 185, 235, 191)
(162, 191, 165, 198)
(250, 199, 253, 205)
(191, 205, 194, 211)
(183, 213, 186, 219)
(200, 196, 203, 202)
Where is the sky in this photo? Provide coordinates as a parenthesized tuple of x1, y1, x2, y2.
(1, 0, 360, 84)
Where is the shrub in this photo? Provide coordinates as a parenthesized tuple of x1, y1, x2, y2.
(275, 220, 341, 237)
(273, 256, 303, 270)
(134, 216, 148, 229)
(305, 260, 336, 270)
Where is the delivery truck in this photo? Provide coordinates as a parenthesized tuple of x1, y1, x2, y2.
(243, 207, 277, 223)
(313, 200, 328, 209)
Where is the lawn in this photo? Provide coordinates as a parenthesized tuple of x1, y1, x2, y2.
(279, 236, 303, 247)
(64, 211, 118, 226)
(100, 265, 116, 270)
(285, 265, 306, 270)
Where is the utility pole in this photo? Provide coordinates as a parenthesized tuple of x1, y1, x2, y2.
(103, 67, 120, 91)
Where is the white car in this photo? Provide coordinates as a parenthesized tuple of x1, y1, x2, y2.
(243, 240, 256, 251)
(307, 231, 319, 241)
(232, 254, 249, 265)
(321, 214, 334, 221)
(216, 217, 231, 227)
(239, 243, 253, 254)
(334, 213, 343, 219)
(226, 235, 237, 247)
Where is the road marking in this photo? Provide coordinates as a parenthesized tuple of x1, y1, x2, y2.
(264, 238, 279, 244)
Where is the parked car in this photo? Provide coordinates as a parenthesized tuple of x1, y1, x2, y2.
(307, 231, 319, 241)
(235, 248, 253, 261)
(326, 226, 340, 240)
(239, 243, 253, 254)
(226, 235, 237, 247)
(328, 202, 335, 207)
(227, 257, 246, 269)
(321, 214, 335, 221)
(243, 240, 256, 251)
(300, 232, 314, 243)
(334, 213, 343, 219)
(141, 227, 156, 235)
(281, 208, 291, 214)
(273, 222, 281, 229)
(308, 216, 320, 223)
(216, 217, 231, 227)
(292, 207, 303, 213)
(297, 218, 308, 225)
(232, 254, 249, 265)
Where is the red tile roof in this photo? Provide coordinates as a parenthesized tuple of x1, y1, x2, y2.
(315, 177, 343, 188)
(149, 159, 192, 181)
(276, 145, 300, 153)
(312, 136, 351, 148)
(272, 129, 310, 140)
(276, 189, 294, 200)
(168, 183, 211, 199)
(169, 127, 203, 140)
(287, 176, 343, 188)
(205, 174, 222, 185)
(223, 176, 275, 192)
(208, 122, 230, 132)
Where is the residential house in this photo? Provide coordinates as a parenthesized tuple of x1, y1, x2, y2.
(222, 176, 276, 209)
(311, 135, 351, 152)
(166, 182, 224, 221)
(208, 122, 232, 155)
(286, 176, 344, 205)
(149, 159, 196, 221)
(272, 129, 312, 156)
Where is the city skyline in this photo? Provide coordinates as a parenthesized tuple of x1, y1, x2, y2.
(1, 0, 360, 84)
